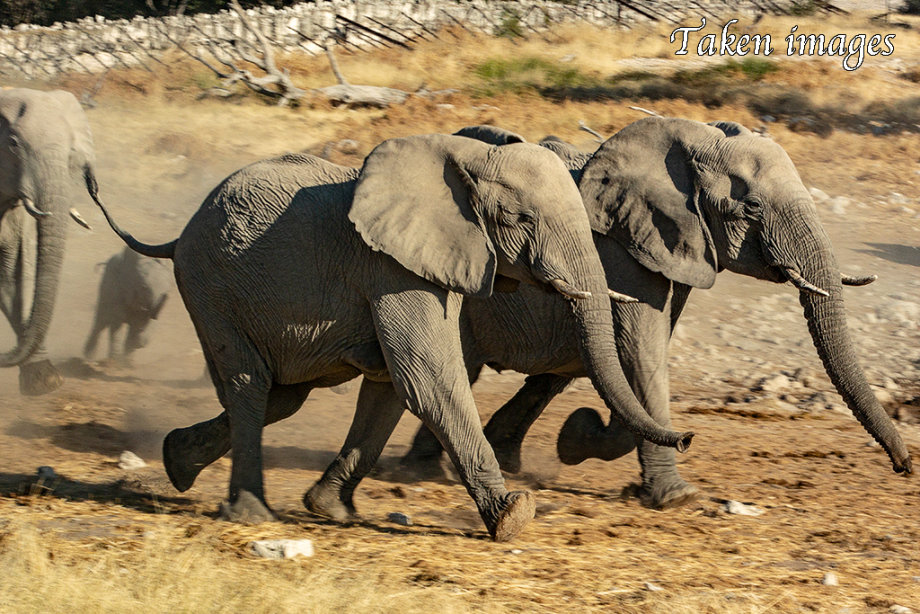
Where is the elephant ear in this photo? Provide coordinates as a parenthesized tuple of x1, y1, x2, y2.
(707, 120, 753, 137)
(47, 90, 95, 176)
(538, 137, 592, 181)
(579, 117, 719, 289)
(453, 125, 525, 146)
(350, 134, 496, 297)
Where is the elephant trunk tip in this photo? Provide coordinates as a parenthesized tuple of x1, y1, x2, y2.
(892, 453, 912, 475)
(675, 431, 694, 454)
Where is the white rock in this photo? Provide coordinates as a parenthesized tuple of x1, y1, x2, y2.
(722, 500, 765, 516)
(643, 581, 664, 592)
(118, 451, 147, 471)
(888, 192, 908, 205)
(250, 539, 314, 559)
(828, 196, 849, 214)
(758, 374, 790, 393)
(387, 512, 412, 526)
(808, 187, 829, 202)
(890, 606, 912, 614)
(822, 572, 839, 586)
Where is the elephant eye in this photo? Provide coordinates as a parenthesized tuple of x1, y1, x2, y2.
(8, 133, 21, 151)
(742, 196, 764, 217)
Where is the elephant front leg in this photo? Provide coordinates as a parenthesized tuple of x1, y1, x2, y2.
(304, 378, 405, 521)
(0, 238, 62, 396)
(372, 289, 534, 541)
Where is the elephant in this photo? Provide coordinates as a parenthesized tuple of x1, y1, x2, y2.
(309, 118, 910, 516)
(0, 87, 96, 395)
(83, 246, 172, 363)
(87, 134, 693, 541)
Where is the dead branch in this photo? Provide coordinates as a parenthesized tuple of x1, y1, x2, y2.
(578, 120, 605, 143)
(627, 105, 663, 117)
(314, 42, 409, 107)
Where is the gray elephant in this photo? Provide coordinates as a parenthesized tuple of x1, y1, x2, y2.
(83, 246, 172, 362)
(308, 118, 910, 516)
(0, 88, 96, 395)
(88, 134, 692, 541)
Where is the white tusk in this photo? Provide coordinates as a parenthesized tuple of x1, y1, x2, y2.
(69, 208, 93, 230)
(841, 273, 877, 286)
(608, 289, 639, 303)
(785, 268, 829, 297)
(21, 199, 51, 218)
(550, 279, 592, 300)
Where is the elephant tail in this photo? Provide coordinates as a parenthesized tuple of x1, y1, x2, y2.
(84, 166, 177, 260)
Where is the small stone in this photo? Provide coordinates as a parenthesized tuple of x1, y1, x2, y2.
(866, 439, 881, 448)
(509, 548, 523, 555)
(643, 581, 664, 592)
(760, 114, 776, 123)
(118, 451, 147, 471)
(36, 466, 56, 480)
(757, 374, 790, 394)
(808, 187, 829, 202)
(722, 500, 765, 516)
(436, 103, 455, 110)
(250, 539, 314, 559)
(888, 192, 908, 205)
(828, 196, 849, 215)
(890, 606, 913, 614)
(387, 512, 412, 526)
(822, 572, 838, 586)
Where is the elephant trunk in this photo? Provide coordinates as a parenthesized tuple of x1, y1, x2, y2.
(546, 222, 693, 452)
(0, 181, 68, 367)
(787, 219, 911, 473)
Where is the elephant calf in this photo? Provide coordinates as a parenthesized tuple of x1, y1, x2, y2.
(84, 246, 171, 362)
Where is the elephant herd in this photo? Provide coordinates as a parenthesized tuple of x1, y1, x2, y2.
(0, 87, 911, 542)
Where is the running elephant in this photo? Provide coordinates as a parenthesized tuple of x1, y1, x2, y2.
(377, 118, 910, 510)
(88, 134, 693, 541)
(0, 88, 96, 395)
(84, 246, 172, 363)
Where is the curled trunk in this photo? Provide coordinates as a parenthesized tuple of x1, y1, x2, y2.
(562, 256, 693, 451)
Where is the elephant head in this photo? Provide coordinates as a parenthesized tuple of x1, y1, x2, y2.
(579, 116, 910, 474)
(349, 134, 693, 451)
(0, 88, 96, 368)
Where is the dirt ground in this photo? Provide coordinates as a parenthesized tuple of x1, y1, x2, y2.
(1, 14, 919, 614)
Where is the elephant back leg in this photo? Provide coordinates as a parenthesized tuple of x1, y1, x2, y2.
(371, 286, 534, 541)
(482, 373, 573, 473)
(164, 375, 311, 494)
(304, 378, 404, 521)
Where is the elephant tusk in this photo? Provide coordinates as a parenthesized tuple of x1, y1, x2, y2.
(69, 208, 93, 230)
(21, 199, 51, 218)
(608, 289, 639, 303)
(550, 279, 592, 300)
(784, 268, 829, 297)
(841, 273, 877, 286)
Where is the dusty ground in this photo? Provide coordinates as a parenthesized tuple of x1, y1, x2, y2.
(0, 14, 919, 613)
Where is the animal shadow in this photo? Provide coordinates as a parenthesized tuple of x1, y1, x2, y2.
(858, 243, 920, 267)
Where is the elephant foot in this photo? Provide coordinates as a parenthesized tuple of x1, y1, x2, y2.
(19, 359, 64, 396)
(163, 426, 228, 492)
(557, 407, 637, 465)
(492, 440, 524, 474)
(488, 490, 536, 542)
(303, 483, 357, 522)
(219, 491, 277, 524)
(640, 479, 699, 511)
